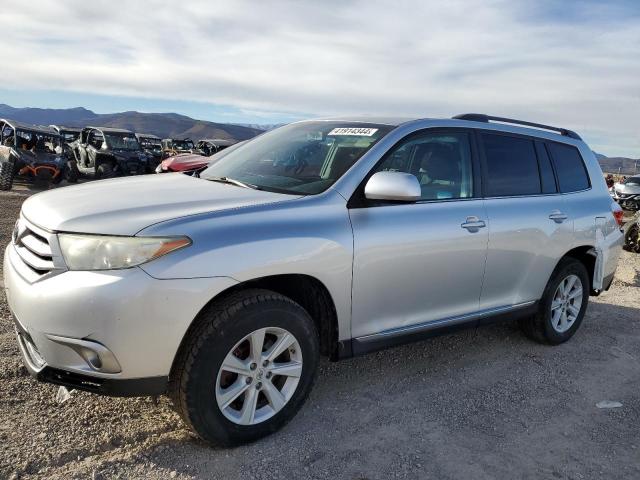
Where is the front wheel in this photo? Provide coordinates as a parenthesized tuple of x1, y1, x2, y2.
(0, 159, 14, 190)
(520, 258, 590, 344)
(169, 289, 319, 446)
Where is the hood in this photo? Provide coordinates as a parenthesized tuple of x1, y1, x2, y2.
(21, 173, 300, 235)
(162, 153, 209, 172)
(615, 181, 640, 195)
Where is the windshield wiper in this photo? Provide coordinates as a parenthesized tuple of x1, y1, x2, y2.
(205, 176, 261, 190)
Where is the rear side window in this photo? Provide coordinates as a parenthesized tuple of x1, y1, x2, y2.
(546, 142, 590, 192)
(481, 134, 541, 197)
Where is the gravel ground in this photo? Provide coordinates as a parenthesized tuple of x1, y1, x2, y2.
(1, 189, 639, 479)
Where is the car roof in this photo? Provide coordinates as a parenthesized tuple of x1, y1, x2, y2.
(51, 125, 82, 133)
(198, 138, 237, 146)
(86, 126, 135, 134)
(307, 114, 583, 143)
(0, 118, 59, 136)
(136, 133, 161, 139)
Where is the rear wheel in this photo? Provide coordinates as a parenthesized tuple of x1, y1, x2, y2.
(96, 163, 114, 179)
(520, 258, 590, 344)
(64, 160, 80, 183)
(624, 223, 640, 253)
(169, 289, 319, 446)
(0, 159, 14, 190)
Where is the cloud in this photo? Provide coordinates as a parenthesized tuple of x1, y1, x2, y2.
(1, 0, 639, 156)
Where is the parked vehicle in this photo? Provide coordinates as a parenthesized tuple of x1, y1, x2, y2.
(136, 133, 163, 167)
(156, 140, 245, 174)
(67, 127, 150, 181)
(161, 138, 195, 158)
(4, 114, 623, 446)
(623, 211, 640, 253)
(195, 138, 238, 156)
(611, 175, 640, 211)
(0, 119, 65, 190)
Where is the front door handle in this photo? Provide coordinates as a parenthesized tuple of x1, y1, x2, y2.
(549, 210, 568, 223)
(461, 216, 486, 231)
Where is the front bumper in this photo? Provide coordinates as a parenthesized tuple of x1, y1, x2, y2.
(4, 244, 238, 395)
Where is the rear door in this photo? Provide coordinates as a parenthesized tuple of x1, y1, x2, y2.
(477, 131, 573, 310)
(350, 129, 489, 341)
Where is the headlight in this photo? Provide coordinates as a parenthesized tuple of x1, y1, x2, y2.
(58, 234, 191, 270)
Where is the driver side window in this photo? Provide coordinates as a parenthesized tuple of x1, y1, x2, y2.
(374, 131, 473, 201)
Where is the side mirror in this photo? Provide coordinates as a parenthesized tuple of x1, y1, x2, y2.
(364, 171, 421, 202)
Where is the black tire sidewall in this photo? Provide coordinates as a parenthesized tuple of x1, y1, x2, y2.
(185, 297, 319, 446)
(540, 260, 590, 344)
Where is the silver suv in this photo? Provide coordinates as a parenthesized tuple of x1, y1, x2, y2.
(4, 114, 624, 446)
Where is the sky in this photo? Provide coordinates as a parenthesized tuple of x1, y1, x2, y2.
(1, 0, 638, 157)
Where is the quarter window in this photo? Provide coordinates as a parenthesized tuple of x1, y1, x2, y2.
(374, 132, 474, 201)
(481, 134, 541, 197)
(546, 142, 590, 192)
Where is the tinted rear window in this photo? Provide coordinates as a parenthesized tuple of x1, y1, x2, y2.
(481, 134, 541, 197)
(546, 142, 590, 192)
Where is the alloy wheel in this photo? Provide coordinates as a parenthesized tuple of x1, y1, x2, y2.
(550, 274, 583, 333)
(215, 327, 303, 426)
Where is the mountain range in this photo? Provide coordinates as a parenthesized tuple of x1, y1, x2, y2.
(1, 104, 637, 173)
(594, 152, 639, 176)
(0, 104, 264, 141)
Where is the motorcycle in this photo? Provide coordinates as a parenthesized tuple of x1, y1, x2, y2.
(623, 211, 640, 253)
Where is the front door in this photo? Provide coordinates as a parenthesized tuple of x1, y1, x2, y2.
(349, 129, 488, 343)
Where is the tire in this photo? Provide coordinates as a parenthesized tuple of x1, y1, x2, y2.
(169, 289, 320, 446)
(65, 161, 79, 183)
(96, 163, 114, 179)
(0, 159, 14, 191)
(624, 224, 640, 253)
(519, 258, 590, 345)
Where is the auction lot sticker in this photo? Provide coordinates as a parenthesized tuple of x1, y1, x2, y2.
(328, 127, 378, 136)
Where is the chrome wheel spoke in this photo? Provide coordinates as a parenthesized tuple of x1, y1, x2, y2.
(567, 303, 580, 318)
(270, 361, 303, 378)
(266, 332, 296, 362)
(221, 354, 251, 375)
(568, 287, 583, 300)
(249, 328, 266, 363)
(263, 380, 287, 411)
(551, 299, 563, 311)
(238, 387, 259, 425)
(218, 379, 250, 409)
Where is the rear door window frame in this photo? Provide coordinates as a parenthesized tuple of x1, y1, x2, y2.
(544, 140, 591, 194)
(473, 129, 562, 199)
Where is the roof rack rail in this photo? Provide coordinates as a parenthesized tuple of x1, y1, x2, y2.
(452, 113, 582, 140)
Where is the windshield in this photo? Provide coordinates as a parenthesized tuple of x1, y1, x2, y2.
(62, 131, 80, 142)
(172, 139, 194, 150)
(14, 130, 61, 153)
(140, 138, 162, 149)
(623, 176, 640, 186)
(200, 122, 393, 194)
(105, 133, 140, 150)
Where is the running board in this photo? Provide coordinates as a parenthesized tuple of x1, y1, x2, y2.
(342, 301, 538, 358)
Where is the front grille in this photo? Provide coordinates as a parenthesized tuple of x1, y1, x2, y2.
(11, 216, 64, 282)
(14, 225, 54, 276)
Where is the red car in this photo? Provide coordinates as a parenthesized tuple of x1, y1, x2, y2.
(155, 139, 242, 174)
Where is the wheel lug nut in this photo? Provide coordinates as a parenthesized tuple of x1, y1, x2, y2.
(262, 360, 269, 367)
(256, 382, 262, 390)
(246, 377, 252, 384)
(250, 363, 257, 370)
(266, 371, 272, 379)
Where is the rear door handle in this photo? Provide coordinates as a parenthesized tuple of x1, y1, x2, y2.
(461, 216, 486, 231)
(549, 210, 568, 223)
